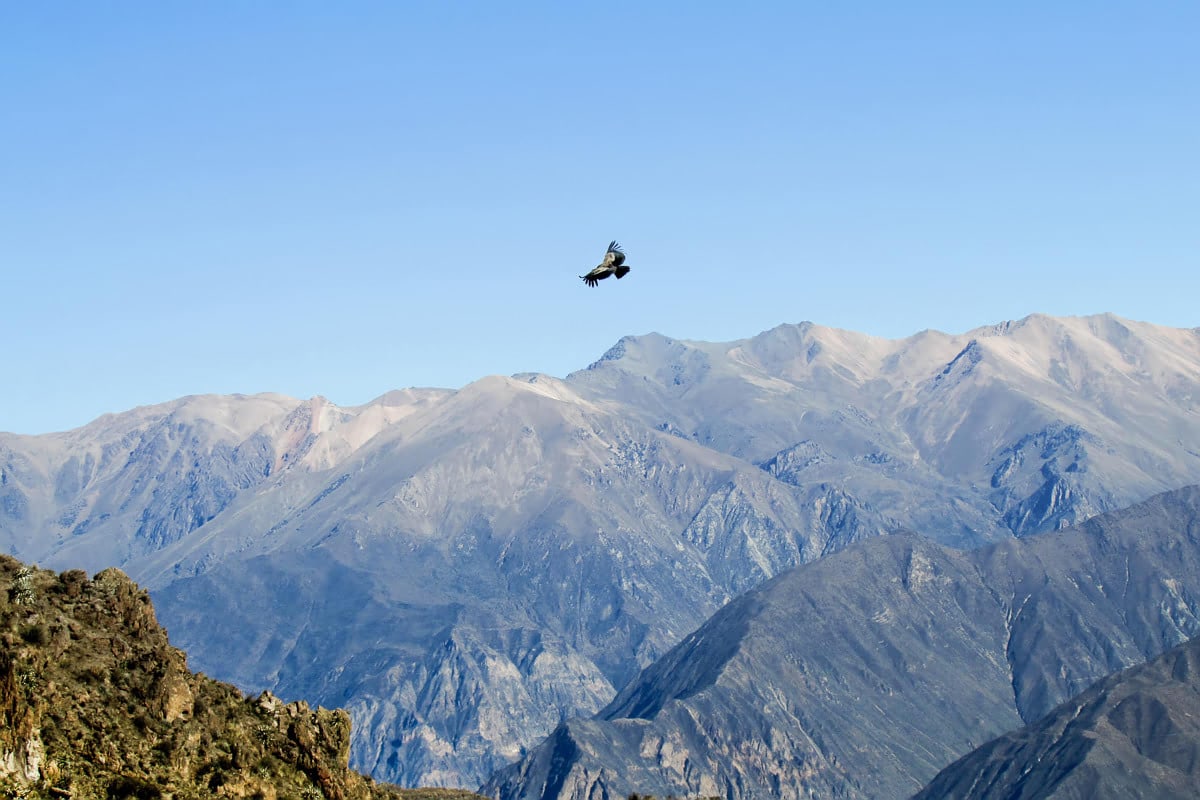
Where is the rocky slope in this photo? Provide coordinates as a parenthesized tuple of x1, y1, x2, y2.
(568, 314, 1200, 537)
(2, 313, 1199, 787)
(0, 554, 459, 799)
(484, 485, 1200, 799)
(913, 634, 1200, 800)
(0, 556, 400, 800)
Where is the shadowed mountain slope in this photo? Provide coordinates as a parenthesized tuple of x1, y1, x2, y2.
(484, 486, 1200, 800)
(913, 634, 1200, 800)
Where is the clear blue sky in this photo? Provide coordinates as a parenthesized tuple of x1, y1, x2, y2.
(3, 2, 1197, 434)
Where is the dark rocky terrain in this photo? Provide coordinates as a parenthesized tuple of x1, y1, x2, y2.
(0, 554, 483, 800)
(914, 634, 1200, 800)
(485, 485, 1200, 799)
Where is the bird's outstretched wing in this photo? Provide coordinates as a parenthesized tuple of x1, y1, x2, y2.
(603, 240, 626, 268)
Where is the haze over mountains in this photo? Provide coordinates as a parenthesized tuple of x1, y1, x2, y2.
(2, 312, 1200, 790)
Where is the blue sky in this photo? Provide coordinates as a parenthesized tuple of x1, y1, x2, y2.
(4, 3, 1197, 434)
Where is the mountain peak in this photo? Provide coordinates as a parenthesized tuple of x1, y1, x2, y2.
(5, 312, 1200, 791)
(581, 332, 695, 373)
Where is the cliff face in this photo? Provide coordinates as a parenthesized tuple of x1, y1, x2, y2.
(0, 554, 430, 800)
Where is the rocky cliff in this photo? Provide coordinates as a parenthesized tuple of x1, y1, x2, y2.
(0, 554, 482, 800)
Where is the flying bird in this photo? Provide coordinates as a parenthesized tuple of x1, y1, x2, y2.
(580, 240, 631, 287)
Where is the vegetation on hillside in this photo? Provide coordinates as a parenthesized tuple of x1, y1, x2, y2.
(0, 555, 483, 800)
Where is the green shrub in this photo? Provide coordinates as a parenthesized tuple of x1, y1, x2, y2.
(20, 622, 49, 645)
(107, 775, 163, 799)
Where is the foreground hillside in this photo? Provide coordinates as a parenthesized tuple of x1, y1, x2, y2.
(0, 555, 483, 800)
(486, 486, 1200, 799)
(2, 313, 1200, 787)
(914, 634, 1200, 800)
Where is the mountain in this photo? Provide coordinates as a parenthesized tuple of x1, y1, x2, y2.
(2, 313, 1199, 788)
(913, 634, 1200, 800)
(483, 486, 1200, 799)
(0, 554, 486, 799)
(570, 314, 1200, 538)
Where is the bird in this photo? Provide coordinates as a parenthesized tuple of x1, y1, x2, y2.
(580, 240, 631, 287)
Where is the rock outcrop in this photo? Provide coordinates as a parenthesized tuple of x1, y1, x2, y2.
(0, 554, 480, 799)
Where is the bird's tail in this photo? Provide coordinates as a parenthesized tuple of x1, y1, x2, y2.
(614, 266, 631, 279)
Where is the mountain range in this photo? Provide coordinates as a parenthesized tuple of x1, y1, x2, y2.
(484, 485, 1200, 799)
(2, 312, 1200, 790)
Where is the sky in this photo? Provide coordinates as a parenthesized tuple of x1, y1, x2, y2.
(3, 2, 1198, 435)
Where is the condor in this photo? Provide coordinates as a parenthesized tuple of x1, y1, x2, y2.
(580, 241, 631, 287)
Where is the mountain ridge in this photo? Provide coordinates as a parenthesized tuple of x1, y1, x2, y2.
(485, 485, 1200, 799)
(913, 632, 1200, 800)
(3, 312, 1200, 788)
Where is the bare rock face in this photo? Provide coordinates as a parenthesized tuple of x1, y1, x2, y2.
(0, 651, 43, 783)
